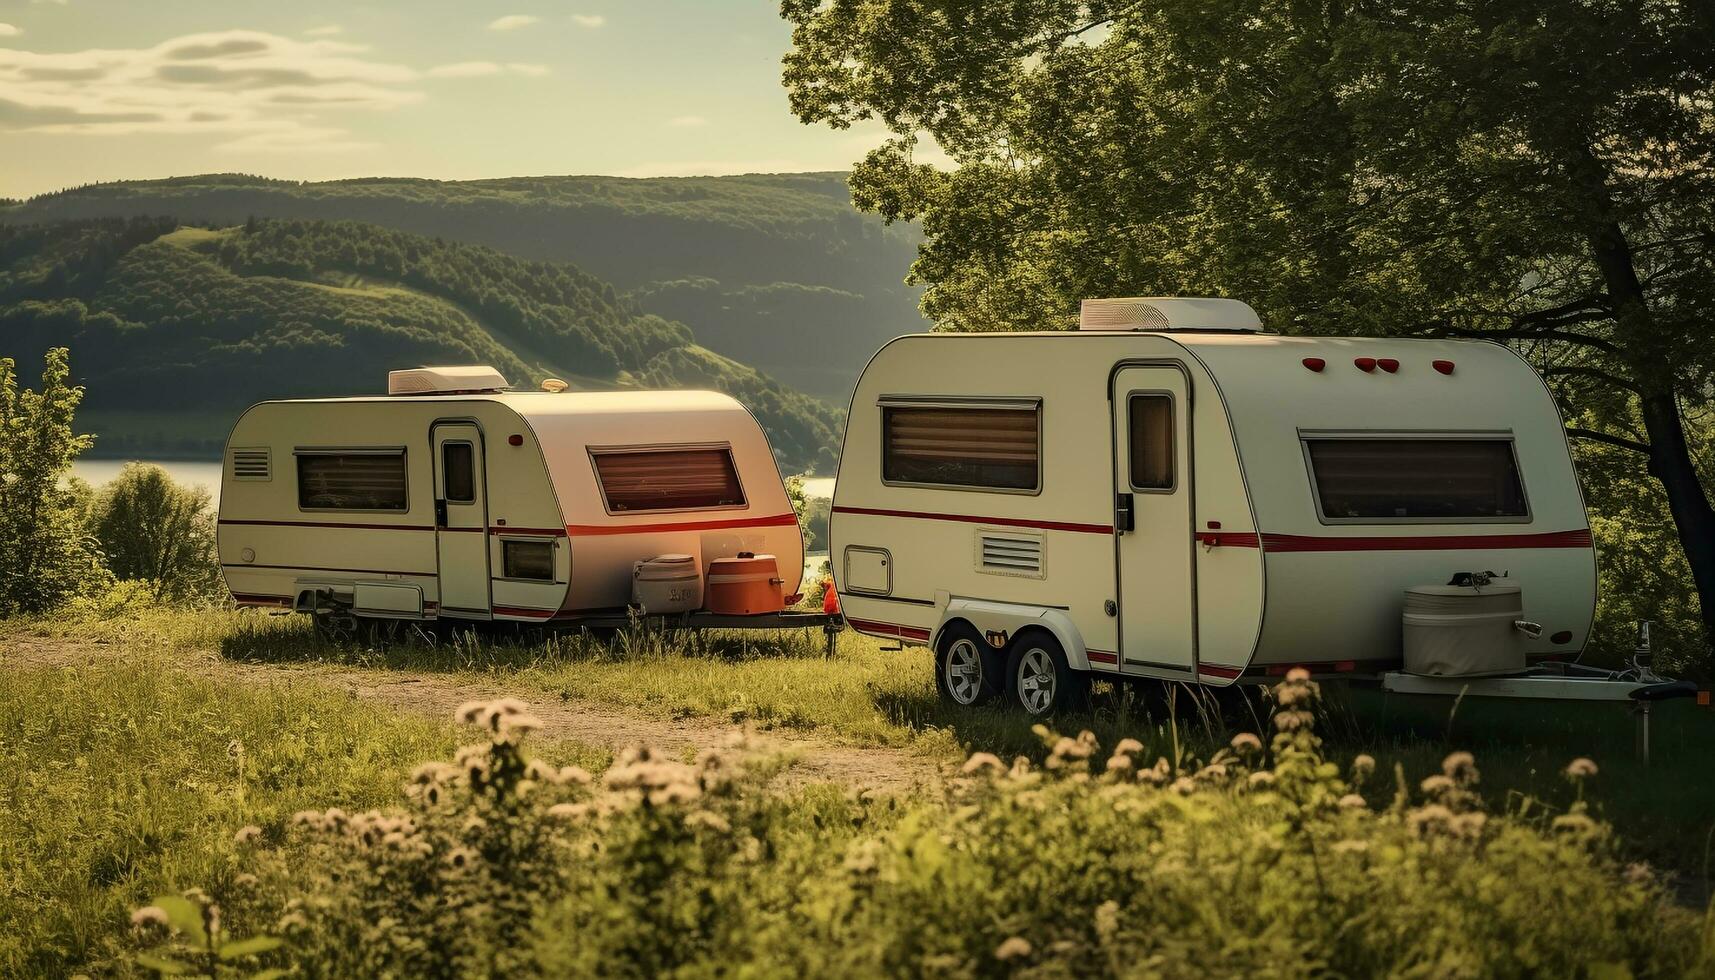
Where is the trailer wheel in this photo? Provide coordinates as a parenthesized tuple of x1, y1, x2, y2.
(935, 623, 1002, 706)
(1006, 632, 1090, 716)
(312, 609, 357, 646)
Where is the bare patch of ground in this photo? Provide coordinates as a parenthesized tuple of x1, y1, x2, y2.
(1, 634, 946, 795)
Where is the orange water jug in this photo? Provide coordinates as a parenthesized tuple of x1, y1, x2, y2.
(705, 552, 785, 615)
(822, 577, 840, 615)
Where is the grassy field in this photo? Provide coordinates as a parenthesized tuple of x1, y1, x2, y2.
(3, 615, 1710, 977)
(9, 605, 1714, 891)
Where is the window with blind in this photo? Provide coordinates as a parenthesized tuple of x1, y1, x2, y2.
(882, 402, 1041, 492)
(591, 446, 746, 513)
(1305, 438, 1528, 522)
(296, 450, 408, 511)
(1128, 395, 1174, 490)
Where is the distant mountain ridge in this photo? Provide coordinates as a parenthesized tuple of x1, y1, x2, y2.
(0, 216, 842, 472)
(0, 172, 930, 401)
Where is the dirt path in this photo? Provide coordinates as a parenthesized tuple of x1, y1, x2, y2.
(3, 634, 947, 795)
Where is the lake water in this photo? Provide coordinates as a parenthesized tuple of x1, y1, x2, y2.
(71, 459, 225, 504)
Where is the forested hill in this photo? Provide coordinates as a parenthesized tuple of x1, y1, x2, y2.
(0, 173, 930, 401)
(0, 216, 841, 472)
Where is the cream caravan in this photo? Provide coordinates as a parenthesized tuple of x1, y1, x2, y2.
(218, 367, 803, 634)
(829, 298, 1596, 715)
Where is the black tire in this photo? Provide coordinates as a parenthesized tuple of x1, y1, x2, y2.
(1005, 631, 1090, 716)
(935, 622, 1004, 707)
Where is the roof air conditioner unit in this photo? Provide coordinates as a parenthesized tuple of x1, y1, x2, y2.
(387, 365, 511, 396)
(1079, 297, 1263, 332)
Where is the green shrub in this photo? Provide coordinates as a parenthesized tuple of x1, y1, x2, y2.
(90, 461, 223, 604)
(165, 676, 1711, 978)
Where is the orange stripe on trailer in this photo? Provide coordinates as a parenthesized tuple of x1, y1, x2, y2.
(565, 512, 799, 536)
(846, 617, 932, 642)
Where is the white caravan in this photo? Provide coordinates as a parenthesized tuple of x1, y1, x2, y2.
(219, 367, 803, 631)
(829, 298, 1596, 714)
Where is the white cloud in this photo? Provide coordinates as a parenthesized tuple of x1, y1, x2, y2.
(486, 14, 539, 32)
(0, 23, 22, 37)
(303, 25, 343, 37)
(507, 62, 551, 77)
(571, 14, 605, 28)
(666, 115, 707, 128)
(0, 29, 423, 150)
(428, 61, 502, 78)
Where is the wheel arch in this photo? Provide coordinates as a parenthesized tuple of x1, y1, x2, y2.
(931, 598, 1092, 672)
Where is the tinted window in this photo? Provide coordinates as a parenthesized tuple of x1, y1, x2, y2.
(297, 452, 407, 511)
(442, 442, 475, 503)
(1306, 439, 1527, 521)
(503, 540, 555, 580)
(592, 447, 746, 512)
(882, 404, 1039, 491)
(1128, 395, 1174, 490)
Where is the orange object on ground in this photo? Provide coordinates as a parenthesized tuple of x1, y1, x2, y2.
(705, 552, 785, 615)
(822, 577, 841, 615)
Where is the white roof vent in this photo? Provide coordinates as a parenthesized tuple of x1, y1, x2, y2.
(1079, 297, 1263, 332)
(387, 365, 511, 396)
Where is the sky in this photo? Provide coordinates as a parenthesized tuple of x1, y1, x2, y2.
(0, 0, 898, 198)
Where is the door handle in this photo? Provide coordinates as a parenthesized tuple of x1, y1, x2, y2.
(435, 499, 448, 527)
(1114, 493, 1135, 534)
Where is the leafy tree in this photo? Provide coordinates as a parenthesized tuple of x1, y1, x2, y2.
(91, 463, 221, 604)
(782, 0, 1715, 652)
(0, 348, 110, 615)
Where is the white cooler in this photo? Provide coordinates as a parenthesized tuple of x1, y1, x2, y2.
(1402, 578, 1538, 677)
(631, 554, 702, 614)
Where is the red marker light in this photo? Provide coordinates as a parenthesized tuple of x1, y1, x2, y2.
(1302, 357, 1326, 372)
(1432, 359, 1455, 375)
(1354, 357, 1377, 372)
(1378, 358, 1399, 373)
(508, 434, 523, 446)
(1207, 520, 1222, 529)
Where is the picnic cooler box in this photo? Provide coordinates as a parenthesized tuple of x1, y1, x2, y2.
(705, 553, 786, 615)
(632, 554, 702, 615)
(1402, 578, 1534, 677)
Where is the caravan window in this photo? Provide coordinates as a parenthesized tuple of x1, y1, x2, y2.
(442, 442, 475, 503)
(591, 446, 746, 513)
(881, 401, 1041, 492)
(1128, 395, 1174, 491)
(1305, 437, 1528, 522)
(296, 450, 408, 511)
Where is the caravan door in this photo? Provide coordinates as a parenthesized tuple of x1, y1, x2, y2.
(1111, 365, 1195, 674)
(432, 422, 491, 618)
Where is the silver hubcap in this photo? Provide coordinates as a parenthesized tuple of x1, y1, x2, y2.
(944, 639, 984, 704)
(1017, 647, 1056, 714)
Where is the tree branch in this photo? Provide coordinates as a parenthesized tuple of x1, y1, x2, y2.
(1540, 365, 1641, 392)
(1566, 427, 1652, 455)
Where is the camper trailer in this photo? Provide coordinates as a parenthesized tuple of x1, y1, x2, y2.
(829, 298, 1597, 715)
(218, 367, 804, 635)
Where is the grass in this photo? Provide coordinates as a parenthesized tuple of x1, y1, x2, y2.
(0, 638, 605, 977)
(8, 603, 1715, 895)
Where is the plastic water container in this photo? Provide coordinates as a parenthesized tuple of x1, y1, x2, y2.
(1402, 578, 1533, 677)
(631, 554, 701, 614)
(705, 553, 785, 615)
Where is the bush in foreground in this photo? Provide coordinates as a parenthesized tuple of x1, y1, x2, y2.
(139, 673, 1713, 978)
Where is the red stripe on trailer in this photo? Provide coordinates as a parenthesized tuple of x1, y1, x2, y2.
(1087, 649, 1118, 665)
(220, 518, 436, 532)
(565, 512, 800, 536)
(221, 562, 436, 577)
(492, 605, 559, 619)
(1258, 529, 1592, 552)
(1197, 663, 1244, 679)
(832, 505, 1113, 536)
(489, 526, 568, 537)
(1197, 531, 1263, 548)
(846, 617, 933, 641)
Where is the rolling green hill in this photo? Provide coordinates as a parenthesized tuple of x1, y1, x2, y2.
(0, 216, 841, 472)
(0, 173, 929, 401)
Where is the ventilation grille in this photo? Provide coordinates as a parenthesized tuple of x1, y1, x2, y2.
(230, 448, 271, 481)
(978, 532, 1043, 578)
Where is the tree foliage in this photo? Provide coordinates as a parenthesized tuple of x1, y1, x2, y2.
(0, 348, 109, 615)
(91, 463, 221, 604)
(783, 0, 1715, 657)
